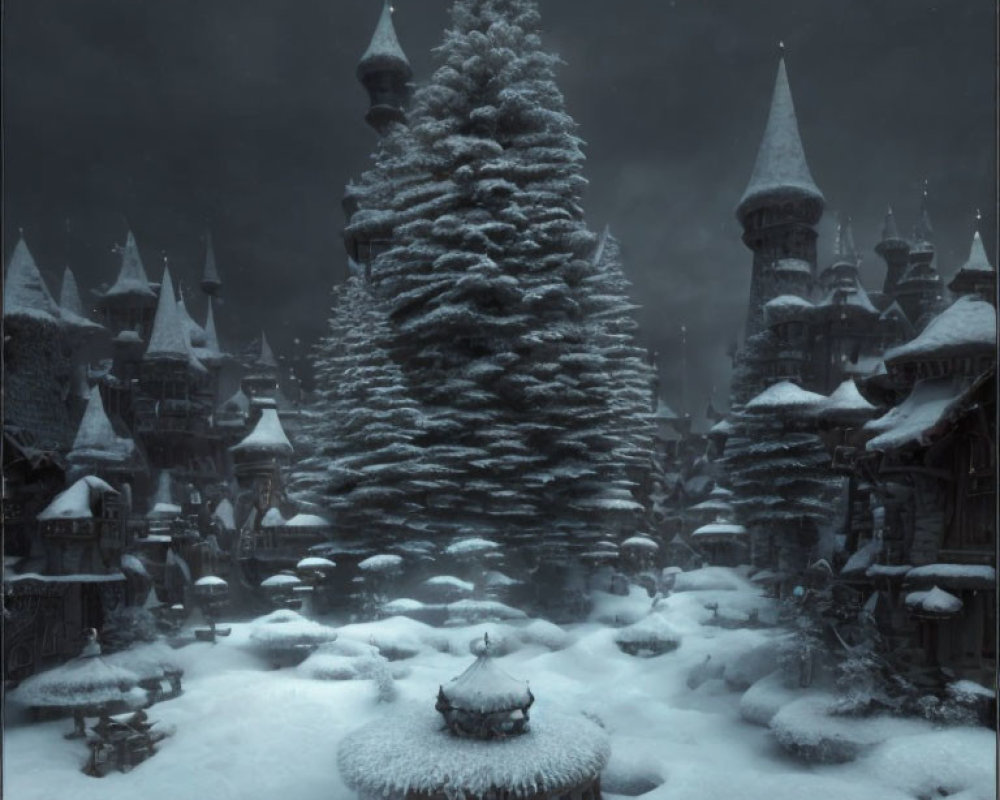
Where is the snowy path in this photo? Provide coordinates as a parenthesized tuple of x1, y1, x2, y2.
(3, 570, 995, 800)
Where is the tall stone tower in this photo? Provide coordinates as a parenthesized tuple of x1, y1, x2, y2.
(356, 1, 412, 136)
(736, 59, 825, 339)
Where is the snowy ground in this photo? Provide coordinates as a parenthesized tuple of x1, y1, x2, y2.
(3, 568, 995, 800)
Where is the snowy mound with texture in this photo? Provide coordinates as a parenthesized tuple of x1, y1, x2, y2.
(248, 610, 337, 651)
(447, 599, 527, 623)
(11, 656, 139, 709)
(614, 613, 682, 656)
(337, 705, 609, 798)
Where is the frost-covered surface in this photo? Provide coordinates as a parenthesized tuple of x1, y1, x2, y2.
(884, 295, 996, 362)
(904, 586, 963, 615)
(37, 476, 116, 521)
(231, 409, 293, 456)
(738, 59, 824, 213)
(4, 566, 993, 800)
(864, 379, 962, 451)
(614, 613, 682, 649)
(338, 705, 608, 798)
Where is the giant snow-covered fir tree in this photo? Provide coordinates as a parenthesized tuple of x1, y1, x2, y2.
(343, 0, 654, 551)
(289, 278, 440, 548)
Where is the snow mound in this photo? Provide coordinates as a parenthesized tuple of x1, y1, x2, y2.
(336, 616, 430, 661)
(447, 599, 527, 623)
(770, 694, 932, 764)
(11, 655, 139, 709)
(248, 610, 337, 659)
(589, 586, 652, 627)
(601, 744, 667, 797)
(358, 553, 403, 572)
(857, 727, 996, 800)
(722, 639, 782, 690)
(739, 670, 804, 726)
(614, 614, 682, 657)
(673, 567, 751, 593)
(337, 705, 609, 799)
(517, 619, 574, 651)
(444, 537, 501, 556)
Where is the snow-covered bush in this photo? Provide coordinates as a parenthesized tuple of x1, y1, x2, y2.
(100, 605, 158, 653)
(614, 614, 681, 657)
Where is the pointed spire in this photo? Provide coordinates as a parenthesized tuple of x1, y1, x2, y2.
(105, 230, 155, 298)
(738, 58, 824, 217)
(145, 265, 194, 361)
(959, 229, 994, 274)
(176, 286, 207, 347)
(914, 184, 934, 244)
(204, 299, 221, 353)
(60, 267, 85, 317)
(201, 231, 222, 296)
(834, 215, 858, 264)
(358, 1, 411, 80)
(258, 331, 278, 368)
(70, 386, 124, 455)
(880, 205, 902, 243)
(3, 237, 61, 323)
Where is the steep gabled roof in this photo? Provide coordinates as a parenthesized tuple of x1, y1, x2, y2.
(104, 230, 155, 299)
(737, 59, 824, 217)
(3, 238, 60, 324)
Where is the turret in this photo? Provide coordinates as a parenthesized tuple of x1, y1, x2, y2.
(200, 231, 222, 297)
(948, 216, 995, 304)
(357, 1, 412, 135)
(895, 189, 944, 330)
(874, 205, 910, 297)
(736, 58, 825, 338)
(241, 332, 281, 412)
(96, 229, 158, 342)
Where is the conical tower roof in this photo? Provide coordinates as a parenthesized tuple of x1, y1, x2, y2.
(914, 190, 934, 244)
(880, 205, 903, 243)
(230, 408, 293, 456)
(145, 265, 203, 369)
(737, 59, 824, 218)
(69, 386, 134, 462)
(177, 287, 207, 347)
(201, 231, 221, 293)
(4, 237, 60, 324)
(357, 1, 412, 81)
(956, 230, 993, 274)
(258, 331, 279, 369)
(105, 230, 155, 299)
(59, 267, 104, 333)
(204, 300, 220, 351)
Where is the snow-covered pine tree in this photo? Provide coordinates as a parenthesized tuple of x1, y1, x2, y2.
(288, 278, 438, 549)
(347, 0, 652, 549)
(722, 381, 842, 590)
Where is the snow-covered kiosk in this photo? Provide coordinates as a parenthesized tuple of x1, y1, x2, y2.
(338, 640, 609, 799)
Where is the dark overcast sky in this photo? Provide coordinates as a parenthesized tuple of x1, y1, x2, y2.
(3, 0, 996, 417)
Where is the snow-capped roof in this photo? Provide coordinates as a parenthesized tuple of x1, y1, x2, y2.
(69, 386, 134, 462)
(689, 498, 734, 513)
(738, 59, 824, 216)
(357, 1, 411, 80)
(249, 609, 337, 650)
(905, 563, 995, 587)
(621, 536, 659, 550)
(765, 294, 813, 310)
(709, 485, 734, 498)
(358, 553, 403, 572)
(3, 238, 60, 324)
(231, 409, 293, 456)
(445, 537, 500, 556)
(864, 379, 962, 451)
(613, 613, 682, 646)
(297, 556, 336, 570)
(691, 522, 747, 538)
(258, 332, 279, 369)
(745, 381, 826, 413)
(177, 291, 207, 348)
(104, 231, 155, 299)
(147, 502, 182, 519)
(261, 507, 286, 528)
(220, 387, 251, 415)
(194, 575, 227, 588)
(58, 267, 104, 332)
(818, 379, 878, 421)
(212, 498, 236, 530)
(819, 284, 878, 316)
(425, 575, 475, 593)
(905, 586, 963, 616)
(708, 419, 734, 436)
(654, 398, 680, 420)
(38, 476, 117, 521)
(10, 650, 139, 709)
(879, 206, 905, 244)
(955, 230, 994, 275)
(284, 513, 332, 528)
(261, 573, 301, 588)
(338, 705, 609, 799)
(441, 651, 532, 713)
(145, 266, 203, 368)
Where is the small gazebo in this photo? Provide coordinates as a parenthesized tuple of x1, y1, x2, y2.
(338, 637, 609, 799)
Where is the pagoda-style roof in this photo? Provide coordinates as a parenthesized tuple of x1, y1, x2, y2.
(3, 237, 60, 325)
(817, 379, 879, 424)
(440, 648, 532, 715)
(230, 409, 293, 457)
(357, 1, 412, 82)
(744, 381, 826, 414)
(103, 230, 155, 300)
(737, 59, 824, 219)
